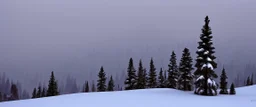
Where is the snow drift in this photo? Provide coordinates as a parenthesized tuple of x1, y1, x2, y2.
(0, 85, 256, 107)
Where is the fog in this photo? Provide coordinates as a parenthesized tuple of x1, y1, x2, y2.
(1, 0, 256, 92)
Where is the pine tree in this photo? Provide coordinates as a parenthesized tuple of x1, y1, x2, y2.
(47, 71, 59, 96)
(251, 74, 254, 85)
(97, 66, 107, 92)
(219, 68, 228, 94)
(107, 76, 115, 91)
(84, 81, 90, 92)
(194, 16, 218, 96)
(168, 51, 179, 88)
(158, 68, 165, 88)
(164, 70, 168, 87)
(36, 86, 42, 98)
(10, 84, 19, 100)
(148, 58, 157, 88)
(229, 83, 236, 95)
(0, 92, 2, 102)
(91, 81, 96, 92)
(41, 88, 46, 97)
(136, 60, 146, 89)
(124, 58, 137, 90)
(32, 88, 37, 98)
(246, 76, 251, 86)
(178, 48, 194, 91)
(143, 68, 148, 88)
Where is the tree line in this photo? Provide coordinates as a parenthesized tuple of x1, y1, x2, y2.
(1, 16, 256, 102)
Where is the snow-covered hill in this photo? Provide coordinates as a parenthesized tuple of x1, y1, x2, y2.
(1, 86, 256, 107)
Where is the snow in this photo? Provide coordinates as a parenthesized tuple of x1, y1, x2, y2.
(198, 48, 204, 52)
(201, 63, 213, 70)
(207, 57, 212, 61)
(204, 51, 209, 55)
(196, 75, 204, 81)
(1, 86, 256, 107)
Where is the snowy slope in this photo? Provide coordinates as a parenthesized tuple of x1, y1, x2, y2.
(1, 86, 256, 107)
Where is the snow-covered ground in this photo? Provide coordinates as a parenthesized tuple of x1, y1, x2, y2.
(1, 86, 256, 107)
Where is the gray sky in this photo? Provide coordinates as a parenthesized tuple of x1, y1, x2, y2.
(1, 0, 256, 91)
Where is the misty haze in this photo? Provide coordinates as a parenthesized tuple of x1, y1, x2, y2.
(0, 0, 256, 105)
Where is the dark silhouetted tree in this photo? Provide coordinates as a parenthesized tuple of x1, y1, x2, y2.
(84, 81, 90, 92)
(10, 84, 19, 100)
(219, 68, 228, 94)
(47, 71, 59, 96)
(168, 51, 179, 88)
(158, 68, 165, 88)
(194, 16, 218, 96)
(41, 87, 46, 97)
(32, 88, 37, 98)
(0, 92, 2, 102)
(251, 74, 254, 85)
(124, 58, 137, 90)
(107, 76, 115, 91)
(136, 60, 147, 89)
(36, 86, 42, 98)
(91, 81, 96, 92)
(148, 58, 157, 88)
(229, 83, 236, 95)
(97, 66, 107, 92)
(246, 76, 251, 86)
(178, 48, 194, 91)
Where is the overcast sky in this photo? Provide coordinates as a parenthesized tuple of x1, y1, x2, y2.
(1, 0, 256, 82)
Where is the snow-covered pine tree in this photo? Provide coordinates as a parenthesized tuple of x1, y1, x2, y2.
(219, 68, 228, 94)
(124, 58, 137, 90)
(246, 76, 251, 86)
(107, 75, 115, 91)
(158, 68, 165, 88)
(32, 88, 37, 98)
(46, 71, 59, 96)
(136, 60, 146, 89)
(97, 66, 107, 92)
(178, 48, 194, 91)
(148, 58, 157, 88)
(229, 83, 236, 95)
(36, 86, 42, 98)
(194, 16, 218, 96)
(168, 51, 179, 89)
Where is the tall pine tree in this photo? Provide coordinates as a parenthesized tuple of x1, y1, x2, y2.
(148, 58, 157, 88)
(158, 68, 165, 88)
(107, 75, 115, 91)
(168, 51, 179, 88)
(136, 60, 147, 89)
(124, 58, 137, 90)
(219, 68, 228, 94)
(178, 48, 194, 91)
(97, 66, 107, 92)
(47, 71, 59, 96)
(194, 16, 218, 96)
(10, 84, 19, 100)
